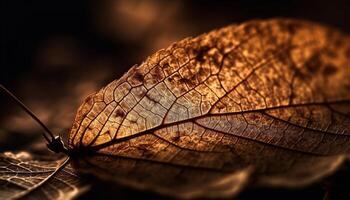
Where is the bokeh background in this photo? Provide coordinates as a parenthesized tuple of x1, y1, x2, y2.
(1, 0, 350, 199)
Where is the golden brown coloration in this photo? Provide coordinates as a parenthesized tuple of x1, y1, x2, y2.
(69, 19, 350, 198)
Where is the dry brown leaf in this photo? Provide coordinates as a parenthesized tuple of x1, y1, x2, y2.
(0, 152, 87, 200)
(68, 19, 350, 199)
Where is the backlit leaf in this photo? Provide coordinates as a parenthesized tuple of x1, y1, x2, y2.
(69, 19, 350, 199)
(0, 152, 87, 200)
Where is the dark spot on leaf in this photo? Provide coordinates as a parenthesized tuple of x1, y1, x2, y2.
(171, 135, 181, 142)
(294, 68, 307, 80)
(216, 103, 226, 110)
(168, 76, 174, 82)
(195, 46, 211, 63)
(272, 78, 281, 87)
(162, 62, 170, 68)
(323, 64, 338, 76)
(114, 109, 125, 118)
(285, 23, 298, 34)
(179, 77, 196, 88)
(84, 94, 93, 104)
(325, 49, 337, 58)
(152, 66, 163, 81)
(133, 71, 144, 83)
(305, 53, 322, 74)
(130, 119, 137, 124)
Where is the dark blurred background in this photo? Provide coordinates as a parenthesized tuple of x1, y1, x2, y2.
(1, 0, 349, 199)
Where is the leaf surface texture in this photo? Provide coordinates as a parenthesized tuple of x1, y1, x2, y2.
(69, 19, 350, 198)
(0, 152, 87, 200)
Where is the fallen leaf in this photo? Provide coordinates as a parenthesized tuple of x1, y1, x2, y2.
(69, 18, 350, 198)
(0, 152, 88, 200)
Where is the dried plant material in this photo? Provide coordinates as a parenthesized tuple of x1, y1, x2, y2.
(68, 19, 350, 198)
(0, 152, 87, 200)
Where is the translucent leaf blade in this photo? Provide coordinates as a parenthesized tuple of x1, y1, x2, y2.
(0, 152, 88, 200)
(69, 19, 350, 198)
